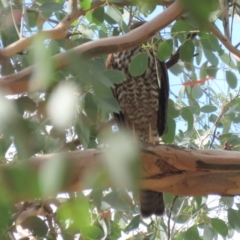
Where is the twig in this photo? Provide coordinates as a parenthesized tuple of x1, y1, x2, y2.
(210, 23, 240, 58)
(9, 0, 20, 37)
(170, 197, 188, 239)
(20, 0, 26, 38)
(167, 195, 178, 240)
(219, 0, 230, 41)
(209, 88, 240, 148)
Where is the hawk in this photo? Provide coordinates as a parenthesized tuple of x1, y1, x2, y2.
(106, 22, 169, 218)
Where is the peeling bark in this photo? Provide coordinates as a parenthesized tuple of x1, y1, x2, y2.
(1, 145, 240, 202)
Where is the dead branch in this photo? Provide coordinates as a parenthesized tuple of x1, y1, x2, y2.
(0, 0, 183, 95)
(1, 145, 240, 203)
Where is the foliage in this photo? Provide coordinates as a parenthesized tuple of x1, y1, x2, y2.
(0, 0, 240, 239)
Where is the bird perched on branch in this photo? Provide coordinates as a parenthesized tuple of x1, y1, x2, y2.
(106, 21, 169, 218)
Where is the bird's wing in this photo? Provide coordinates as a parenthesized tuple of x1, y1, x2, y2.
(156, 59, 169, 136)
(106, 53, 125, 126)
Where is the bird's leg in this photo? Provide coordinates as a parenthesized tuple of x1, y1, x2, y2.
(132, 123, 137, 141)
(148, 122, 153, 144)
(145, 123, 160, 146)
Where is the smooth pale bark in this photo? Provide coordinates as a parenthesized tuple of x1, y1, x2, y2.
(1, 145, 240, 202)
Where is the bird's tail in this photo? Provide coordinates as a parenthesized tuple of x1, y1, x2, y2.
(140, 190, 165, 218)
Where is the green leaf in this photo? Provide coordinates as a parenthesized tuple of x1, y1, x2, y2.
(0, 137, 11, 156)
(129, 52, 148, 77)
(200, 61, 207, 79)
(81, 226, 103, 240)
(171, 20, 192, 33)
(4, 164, 41, 199)
(168, 99, 180, 118)
(38, 2, 63, 18)
(84, 93, 98, 123)
(157, 39, 173, 61)
(201, 105, 217, 113)
(109, 220, 121, 239)
(228, 208, 240, 231)
(138, 3, 156, 15)
(219, 52, 237, 70)
(102, 190, 118, 209)
(203, 49, 219, 65)
(120, 20, 129, 33)
(105, 6, 122, 24)
(181, 0, 218, 27)
(184, 226, 200, 240)
(75, 113, 90, 149)
(92, 7, 105, 24)
(201, 34, 220, 52)
(27, 12, 38, 28)
(203, 225, 216, 240)
(164, 193, 175, 205)
(220, 197, 233, 208)
(15, 96, 36, 114)
(191, 85, 203, 99)
(233, 113, 240, 123)
(205, 65, 218, 77)
(0, 202, 12, 231)
(194, 196, 202, 208)
(179, 40, 194, 62)
(93, 95, 120, 113)
(80, 0, 91, 10)
(21, 216, 48, 238)
(189, 98, 200, 115)
(195, 48, 202, 66)
(104, 69, 126, 84)
(226, 71, 238, 89)
(169, 63, 183, 76)
(88, 58, 114, 88)
(56, 195, 90, 230)
(162, 116, 175, 143)
(91, 76, 114, 97)
(124, 215, 140, 232)
(91, 188, 103, 209)
(181, 107, 194, 131)
(211, 218, 228, 237)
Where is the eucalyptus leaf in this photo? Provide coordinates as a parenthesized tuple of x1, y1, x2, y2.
(226, 71, 238, 89)
(157, 39, 173, 61)
(129, 52, 148, 77)
(180, 39, 194, 62)
(211, 218, 228, 237)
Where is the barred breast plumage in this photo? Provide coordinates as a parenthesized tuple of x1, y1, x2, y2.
(106, 22, 169, 218)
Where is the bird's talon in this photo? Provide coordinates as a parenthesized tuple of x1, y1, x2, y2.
(143, 140, 160, 147)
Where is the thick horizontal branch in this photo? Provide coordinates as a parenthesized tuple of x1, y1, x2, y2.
(1, 145, 240, 202)
(0, 0, 183, 94)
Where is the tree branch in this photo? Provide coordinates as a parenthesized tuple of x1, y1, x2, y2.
(210, 23, 240, 58)
(2, 145, 240, 202)
(0, 0, 173, 59)
(0, 0, 79, 58)
(0, 0, 184, 95)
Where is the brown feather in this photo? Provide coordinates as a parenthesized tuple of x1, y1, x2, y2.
(106, 21, 169, 218)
